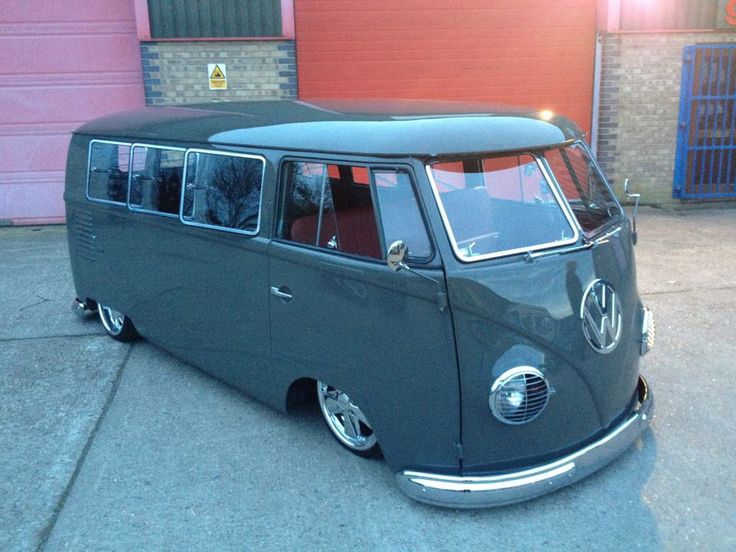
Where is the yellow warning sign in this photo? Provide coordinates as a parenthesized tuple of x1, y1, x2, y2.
(208, 63, 227, 90)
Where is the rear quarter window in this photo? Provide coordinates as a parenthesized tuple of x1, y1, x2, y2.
(87, 140, 131, 204)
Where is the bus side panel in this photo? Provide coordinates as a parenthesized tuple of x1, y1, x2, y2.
(64, 134, 280, 411)
(126, 223, 274, 407)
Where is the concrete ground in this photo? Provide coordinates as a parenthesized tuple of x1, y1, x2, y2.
(1, 208, 734, 551)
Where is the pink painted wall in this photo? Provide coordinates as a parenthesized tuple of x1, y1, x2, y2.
(0, 1, 144, 225)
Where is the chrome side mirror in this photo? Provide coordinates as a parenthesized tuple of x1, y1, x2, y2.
(387, 240, 409, 272)
(623, 178, 640, 246)
(385, 240, 447, 311)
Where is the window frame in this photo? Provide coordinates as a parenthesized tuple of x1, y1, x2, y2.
(179, 148, 266, 236)
(275, 157, 435, 264)
(425, 151, 581, 263)
(85, 139, 132, 207)
(369, 165, 435, 264)
(539, 140, 624, 239)
(127, 143, 187, 219)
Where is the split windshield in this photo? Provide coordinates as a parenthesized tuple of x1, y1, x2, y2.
(541, 142, 621, 236)
(427, 142, 620, 261)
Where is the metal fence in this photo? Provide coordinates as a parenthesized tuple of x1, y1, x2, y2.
(674, 44, 736, 199)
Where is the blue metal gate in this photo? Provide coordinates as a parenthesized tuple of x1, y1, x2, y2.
(674, 44, 736, 199)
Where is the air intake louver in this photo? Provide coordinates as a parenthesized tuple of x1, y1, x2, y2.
(73, 209, 96, 262)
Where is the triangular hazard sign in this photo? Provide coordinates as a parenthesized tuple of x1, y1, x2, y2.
(210, 65, 225, 79)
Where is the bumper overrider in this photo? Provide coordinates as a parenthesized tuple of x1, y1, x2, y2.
(396, 376, 653, 508)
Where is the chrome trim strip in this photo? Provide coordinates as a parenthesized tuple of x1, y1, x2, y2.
(396, 376, 652, 509)
(578, 139, 624, 215)
(425, 155, 580, 263)
(85, 139, 132, 206)
(179, 148, 266, 237)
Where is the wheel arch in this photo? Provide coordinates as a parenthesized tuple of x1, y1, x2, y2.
(285, 376, 317, 413)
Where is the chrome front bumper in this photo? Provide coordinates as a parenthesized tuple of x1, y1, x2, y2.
(396, 376, 653, 509)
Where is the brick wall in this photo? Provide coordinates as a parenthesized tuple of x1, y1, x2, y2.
(140, 40, 296, 105)
(597, 32, 736, 207)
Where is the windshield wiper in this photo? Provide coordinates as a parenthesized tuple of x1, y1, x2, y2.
(524, 226, 622, 262)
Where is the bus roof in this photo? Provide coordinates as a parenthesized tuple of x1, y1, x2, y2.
(74, 99, 583, 157)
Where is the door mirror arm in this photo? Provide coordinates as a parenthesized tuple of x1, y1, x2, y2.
(623, 178, 640, 245)
(386, 240, 447, 311)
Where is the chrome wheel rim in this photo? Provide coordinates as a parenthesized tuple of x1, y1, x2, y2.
(99, 304, 124, 336)
(317, 381, 377, 451)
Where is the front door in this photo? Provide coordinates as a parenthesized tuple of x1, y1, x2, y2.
(268, 160, 460, 471)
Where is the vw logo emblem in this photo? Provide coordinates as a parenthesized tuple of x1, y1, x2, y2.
(580, 279, 622, 354)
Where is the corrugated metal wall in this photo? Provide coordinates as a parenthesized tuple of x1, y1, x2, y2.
(295, 0, 596, 133)
(147, 0, 282, 39)
(0, 1, 144, 225)
(619, 0, 722, 31)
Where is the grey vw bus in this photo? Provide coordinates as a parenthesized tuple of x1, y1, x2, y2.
(65, 100, 654, 508)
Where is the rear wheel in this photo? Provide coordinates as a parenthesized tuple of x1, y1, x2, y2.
(317, 381, 380, 457)
(98, 303, 138, 342)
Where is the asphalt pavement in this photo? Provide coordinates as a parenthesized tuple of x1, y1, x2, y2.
(1, 207, 735, 551)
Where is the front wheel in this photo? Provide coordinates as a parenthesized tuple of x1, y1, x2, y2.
(98, 303, 138, 342)
(317, 381, 380, 457)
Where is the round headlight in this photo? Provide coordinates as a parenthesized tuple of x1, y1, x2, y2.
(489, 367, 550, 425)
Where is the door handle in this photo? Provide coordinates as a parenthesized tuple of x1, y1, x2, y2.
(270, 286, 293, 301)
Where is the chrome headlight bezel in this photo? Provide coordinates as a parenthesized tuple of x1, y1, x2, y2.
(489, 366, 550, 425)
(641, 307, 655, 356)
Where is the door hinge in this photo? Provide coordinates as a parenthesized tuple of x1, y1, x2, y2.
(437, 290, 448, 312)
(455, 441, 463, 463)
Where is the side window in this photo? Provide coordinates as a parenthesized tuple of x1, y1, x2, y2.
(129, 146, 185, 215)
(373, 170, 432, 259)
(87, 141, 131, 204)
(277, 161, 382, 259)
(181, 150, 264, 234)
